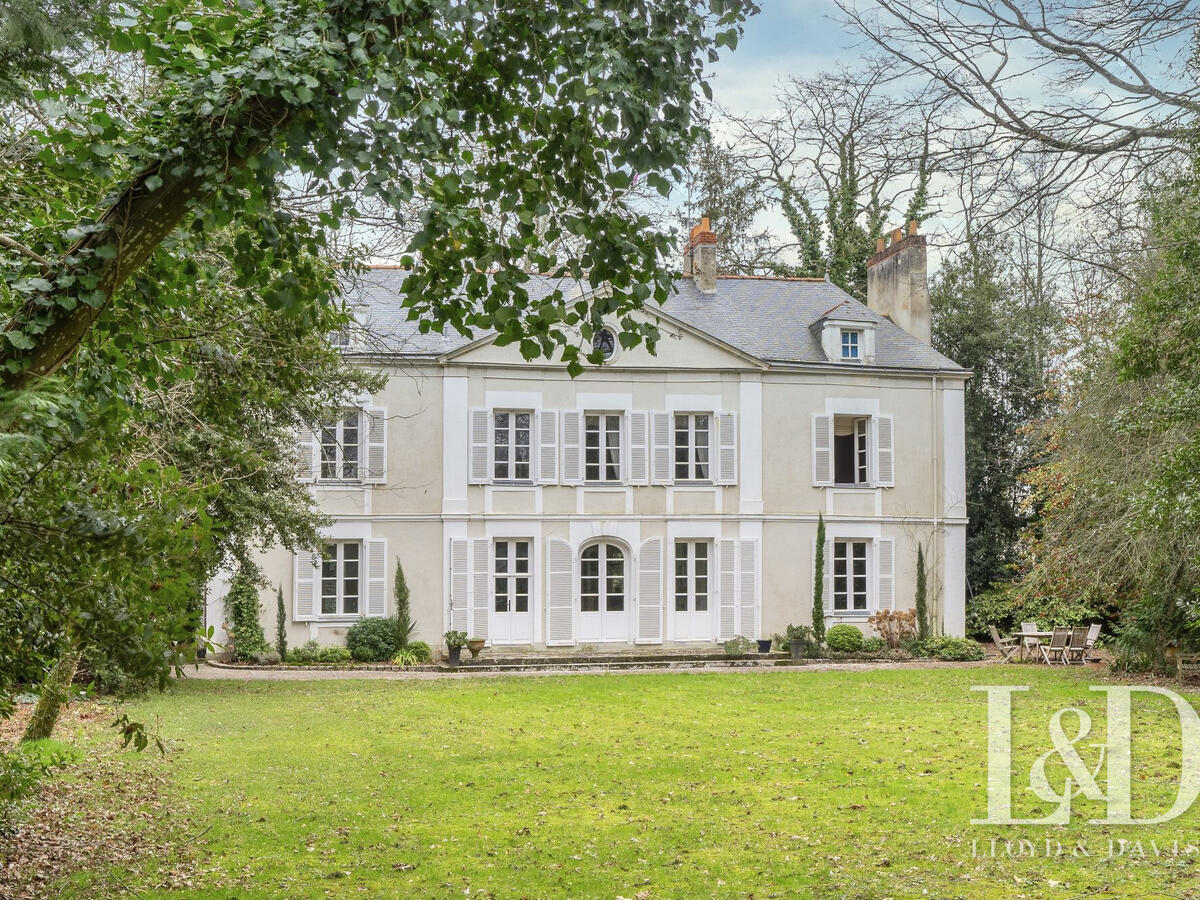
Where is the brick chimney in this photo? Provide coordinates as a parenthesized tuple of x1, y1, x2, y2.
(866, 219, 930, 344)
(683, 217, 717, 293)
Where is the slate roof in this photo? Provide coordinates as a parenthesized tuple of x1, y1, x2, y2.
(345, 267, 965, 373)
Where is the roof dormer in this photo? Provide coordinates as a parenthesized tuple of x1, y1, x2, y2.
(813, 316, 876, 365)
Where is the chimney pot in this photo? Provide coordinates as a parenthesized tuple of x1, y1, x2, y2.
(684, 218, 718, 293)
(891, 228, 903, 245)
(908, 219, 918, 236)
(875, 237, 885, 253)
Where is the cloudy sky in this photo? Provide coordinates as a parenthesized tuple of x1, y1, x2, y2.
(709, 1, 858, 115)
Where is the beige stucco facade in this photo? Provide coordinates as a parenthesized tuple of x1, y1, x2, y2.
(209, 302, 968, 654)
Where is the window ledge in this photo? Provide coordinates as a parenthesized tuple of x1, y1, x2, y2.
(830, 483, 877, 491)
(314, 615, 364, 623)
(316, 480, 365, 487)
(825, 610, 872, 617)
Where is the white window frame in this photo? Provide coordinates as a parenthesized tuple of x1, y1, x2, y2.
(493, 539, 532, 614)
(584, 412, 623, 483)
(672, 412, 712, 482)
(833, 414, 872, 487)
(580, 542, 626, 612)
(673, 540, 711, 614)
(492, 410, 533, 483)
(832, 540, 870, 614)
(319, 409, 362, 482)
(840, 329, 861, 361)
(320, 541, 362, 617)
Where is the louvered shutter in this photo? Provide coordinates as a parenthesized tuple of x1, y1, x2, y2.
(651, 412, 672, 484)
(537, 410, 558, 484)
(636, 537, 663, 643)
(449, 538, 469, 632)
(468, 409, 490, 484)
(876, 538, 895, 610)
(293, 549, 318, 621)
(364, 408, 387, 484)
(561, 412, 583, 485)
(546, 538, 575, 646)
(738, 539, 757, 638)
(365, 539, 387, 616)
(470, 538, 489, 640)
(812, 413, 833, 486)
(628, 412, 649, 485)
(296, 426, 316, 482)
(875, 415, 895, 487)
(716, 413, 737, 485)
(718, 539, 737, 640)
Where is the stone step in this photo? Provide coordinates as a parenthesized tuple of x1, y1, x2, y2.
(441, 656, 805, 673)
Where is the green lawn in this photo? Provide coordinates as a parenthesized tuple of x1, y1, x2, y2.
(56, 667, 1200, 897)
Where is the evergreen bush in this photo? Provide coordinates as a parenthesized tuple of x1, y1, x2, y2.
(915, 543, 930, 641)
(812, 515, 827, 646)
(825, 624, 864, 652)
(275, 586, 287, 660)
(394, 559, 415, 648)
(225, 567, 271, 660)
(347, 617, 399, 662)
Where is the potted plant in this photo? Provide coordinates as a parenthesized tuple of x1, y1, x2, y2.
(756, 637, 773, 654)
(786, 624, 814, 661)
(444, 630, 468, 666)
(467, 637, 486, 659)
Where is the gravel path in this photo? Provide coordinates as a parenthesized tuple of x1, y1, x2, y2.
(185, 658, 1002, 682)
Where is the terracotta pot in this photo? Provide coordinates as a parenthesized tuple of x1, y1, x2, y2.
(467, 639, 486, 659)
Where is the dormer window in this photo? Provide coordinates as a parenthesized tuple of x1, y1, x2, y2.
(593, 327, 616, 360)
(841, 329, 861, 360)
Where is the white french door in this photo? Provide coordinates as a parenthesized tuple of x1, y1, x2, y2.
(490, 540, 533, 644)
(578, 542, 629, 643)
(672, 540, 715, 641)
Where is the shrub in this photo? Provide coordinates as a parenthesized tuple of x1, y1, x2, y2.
(287, 640, 321, 664)
(825, 624, 864, 652)
(76, 645, 152, 698)
(225, 566, 271, 661)
(275, 586, 287, 660)
(916, 636, 986, 661)
(317, 646, 352, 664)
(862, 636, 886, 653)
(394, 641, 432, 666)
(965, 582, 1112, 641)
(394, 559, 415, 647)
(444, 630, 468, 650)
(0, 740, 77, 836)
(812, 514, 827, 647)
(250, 650, 281, 666)
(723, 635, 754, 657)
(347, 617, 398, 662)
(914, 543, 929, 641)
(868, 608, 917, 649)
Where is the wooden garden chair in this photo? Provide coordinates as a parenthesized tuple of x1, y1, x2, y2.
(1040, 627, 1070, 665)
(1019, 622, 1041, 661)
(1084, 624, 1102, 660)
(1065, 626, 1090, 665)
(988, 624, 1020, 662)
(1179, 653, 1200, 688)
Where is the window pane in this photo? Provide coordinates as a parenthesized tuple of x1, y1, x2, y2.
(343, 592, 358, 615)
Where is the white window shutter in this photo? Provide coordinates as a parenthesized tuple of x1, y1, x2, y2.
(365, 539, 387, 616)
(561, 411, 583, 485)
(651, 412, 672, 485)
(296, 426, 316, 482)
(738, 539, 757, 638)
(877, 538, 895, 610)
(636, 537, 663, 643)
(293, 549, 318, 621)
(812, 413, 833, 486)
(628, 412, 649, 485)
(449, 538, 469, 632)
(875, 415, 895, 487)
(546, 538, 575, 646)
(468, 408, 490, 484)
(716, 412, 737, 485)
(718, 539, 737, 640)
(536, 409, 558, 484)
(364, 408, 387, 484)
(470, 538, 489, 641)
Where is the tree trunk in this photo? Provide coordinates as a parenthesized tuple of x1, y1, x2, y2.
(21, 647, 82, 743)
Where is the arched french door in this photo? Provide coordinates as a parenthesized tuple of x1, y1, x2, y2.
(579, 541, 629, 643)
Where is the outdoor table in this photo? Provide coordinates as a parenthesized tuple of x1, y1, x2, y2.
(1018, 631, 1053, 661)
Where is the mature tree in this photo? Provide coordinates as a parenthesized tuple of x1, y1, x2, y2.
(730, 65, 934, 296)
(676, 122, 786, 274)
(931, 238, 1054, 596)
